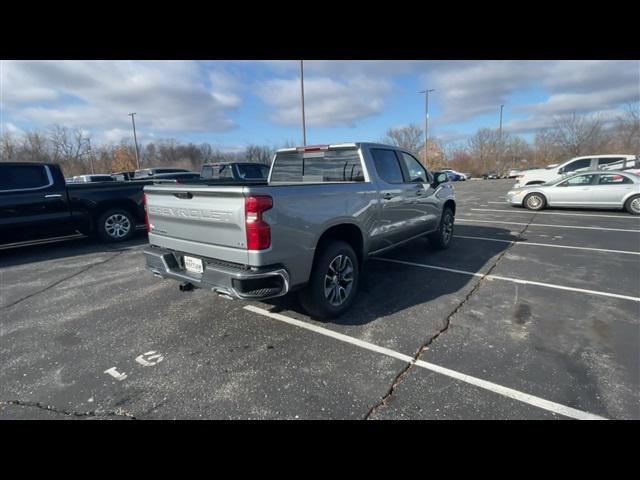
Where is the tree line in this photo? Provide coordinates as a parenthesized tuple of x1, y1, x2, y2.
(0, 126, 281, 176)
(1, 106, 637, 177)
(383, 106, 638, 176)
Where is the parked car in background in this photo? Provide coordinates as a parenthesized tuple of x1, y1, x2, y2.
(201, 162, 270, 181)
(483, 171, 499, 179)
(134, 168, 191, 179)
(143, 143, 456, 318)
(507, 170, 640, 215)
(441, 169, 467, 181)
(513, 155, 638, 187)
(71, 174, 115, 183)
(1, 162, 150, 248)
(444, 171, 464, 182)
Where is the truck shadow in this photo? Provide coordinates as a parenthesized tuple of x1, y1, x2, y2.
(264, 225, 519, 326)
(0, 233, 148, 269)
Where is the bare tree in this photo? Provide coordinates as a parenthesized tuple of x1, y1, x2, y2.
(382, 124, 423, 155)
(552, 112, 606, 157)
(245, 145, 274, 165)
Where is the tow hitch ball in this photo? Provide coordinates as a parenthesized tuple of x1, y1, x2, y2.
(179, 282, 194, 292)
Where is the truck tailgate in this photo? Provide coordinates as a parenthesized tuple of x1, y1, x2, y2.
(145, 184, 250, 264)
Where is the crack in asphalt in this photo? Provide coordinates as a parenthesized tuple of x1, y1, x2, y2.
(365, 214, 537, 420)
(1, 251, 124, 310)
(1, 400, 136, 419)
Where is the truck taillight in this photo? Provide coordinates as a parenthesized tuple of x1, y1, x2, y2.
(245, 195, 272, 250)
(143, 193, 150, 232)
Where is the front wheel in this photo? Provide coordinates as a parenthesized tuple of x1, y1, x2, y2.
(523, 192, 546, 211)
(428, 207, 454, 250)
(625, 195, 640, 215)
(298, 240, 359, 320)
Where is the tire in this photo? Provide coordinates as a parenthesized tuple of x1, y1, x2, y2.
(625, 195, 640, 215)
(428, 206, 454, 250)
(298, 240, 359, 319)
(523, 192, 546, 211)
(96, 208, 136, 242)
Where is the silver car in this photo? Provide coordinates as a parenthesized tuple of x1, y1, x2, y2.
(507, 170, 640, 215)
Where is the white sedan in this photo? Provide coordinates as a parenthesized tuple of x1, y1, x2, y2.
(507, 170, 640, 215)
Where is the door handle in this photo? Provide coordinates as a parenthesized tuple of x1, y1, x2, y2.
(44, 194, 62, 198)
(383, 193, 395, 200)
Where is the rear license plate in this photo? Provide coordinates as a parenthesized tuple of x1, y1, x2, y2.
(184, 255, 204, 274)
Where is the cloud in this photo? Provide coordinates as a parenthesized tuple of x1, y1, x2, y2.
(258, 75, 391, 127)
(1, 61, 241, 137)
(426, 60, 639, 131)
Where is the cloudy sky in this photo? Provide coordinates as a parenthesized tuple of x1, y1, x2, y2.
(1, 60, 638, 150)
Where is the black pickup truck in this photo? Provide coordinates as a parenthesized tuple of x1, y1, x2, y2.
(1, 162, 149, 248)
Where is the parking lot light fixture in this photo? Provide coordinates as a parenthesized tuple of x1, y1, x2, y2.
(419, 89, 435, 166)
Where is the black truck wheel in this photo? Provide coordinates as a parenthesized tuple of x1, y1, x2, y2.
(428, 206, 454, 250)
(96, 208, 135, 242)
(298, 240, 359, 320)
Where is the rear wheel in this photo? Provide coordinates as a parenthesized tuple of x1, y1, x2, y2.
(524, 192, 546, 211)
(96, 208, 135, 242)
(625, 195, 640, 215)
(298, 240, 359, 320)
(428, 206, 454, 250)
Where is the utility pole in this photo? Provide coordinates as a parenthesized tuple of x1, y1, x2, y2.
(87, 137, 95, 175)
(300, 60, 307, 146)
(419, 89, 434, 166)
(498, 104, 504, 172)
(128, 112, 140, 170)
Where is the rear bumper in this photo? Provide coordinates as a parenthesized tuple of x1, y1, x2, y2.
(144, 245, 290, 299)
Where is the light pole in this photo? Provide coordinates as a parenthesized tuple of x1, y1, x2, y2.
(419, 89, 434, 166)
(498, 104, 504, 172)
(128, 112, 140, 170)
(87, 137, 95, 175)
(300, 60, 307, 146)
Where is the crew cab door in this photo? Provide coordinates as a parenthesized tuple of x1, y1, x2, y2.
(0, 164, 74, 245)
(369, 148, 432, 252)
(397, 151, 439, 232)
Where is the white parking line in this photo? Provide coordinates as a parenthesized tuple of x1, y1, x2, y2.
(244, 305, 606, 420)
(456, 218, 640, 233)
(454, 234, 640, 256)
(470, 208, 638, 219)
(374, 257, 640, 302)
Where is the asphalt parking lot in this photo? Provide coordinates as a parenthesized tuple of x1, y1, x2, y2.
(1, 179, 639, 420)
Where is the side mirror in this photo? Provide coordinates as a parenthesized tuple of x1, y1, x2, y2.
(434, 172, 448, 185)
(558, 167, 565, 175)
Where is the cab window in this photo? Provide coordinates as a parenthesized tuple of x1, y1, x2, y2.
(563, 159, 591, 173)
(558, 174, 595, 186)
(399, 152, 430, 183)
(371, 149, 404, 184)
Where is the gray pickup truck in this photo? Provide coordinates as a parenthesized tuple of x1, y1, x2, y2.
(143, 142, 456, 318)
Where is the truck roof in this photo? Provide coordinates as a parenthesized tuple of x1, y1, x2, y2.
(275, 142, 406, 153)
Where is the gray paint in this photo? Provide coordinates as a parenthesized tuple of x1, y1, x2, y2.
(143, 143, 455, 292)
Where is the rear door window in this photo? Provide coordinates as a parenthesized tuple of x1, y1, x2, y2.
(598, 174, 632, 185)
(371, 149, 404, 184)
(0, 165, 51, 191)
(597, 157, 629, 170)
